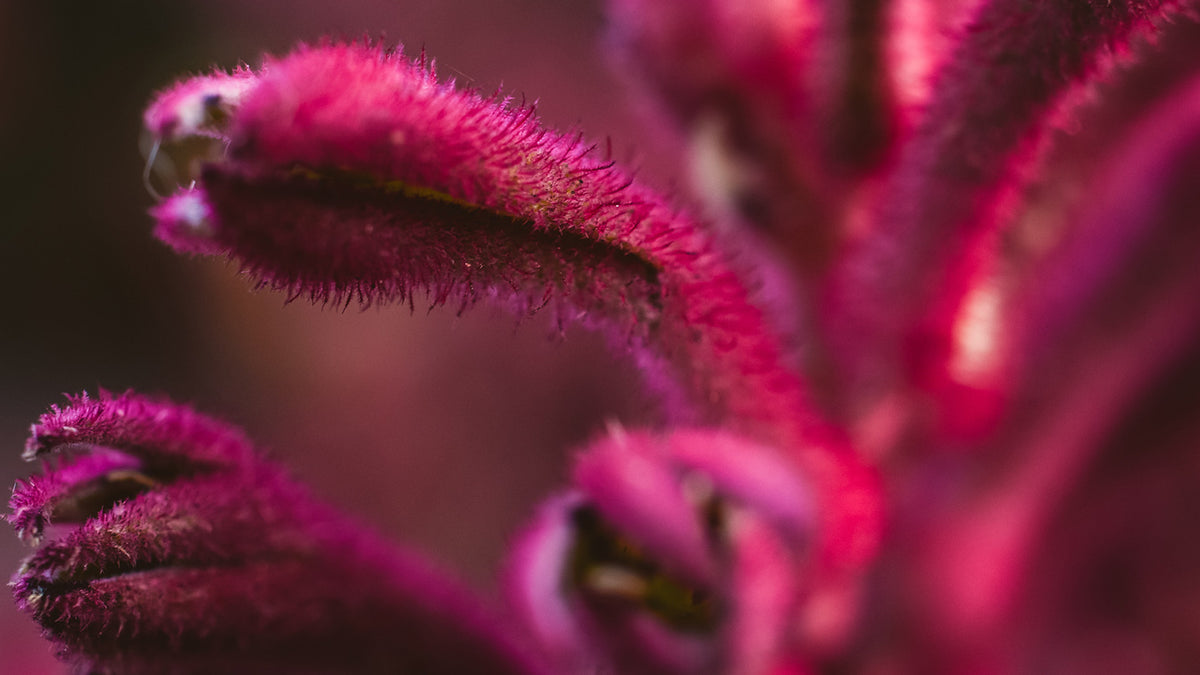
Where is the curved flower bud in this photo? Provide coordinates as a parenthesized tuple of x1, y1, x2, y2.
(144, 42, 784, 431)
(507, 428, 820, 674)
(142, 42, 882, 584)
(9, 391, 544, 675)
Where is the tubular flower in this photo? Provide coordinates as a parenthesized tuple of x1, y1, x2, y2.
(9, 0, 1200, 673)
(142, 40, 883, 590)
(8, 391, 544, 675)
(508, 429, 815, 675)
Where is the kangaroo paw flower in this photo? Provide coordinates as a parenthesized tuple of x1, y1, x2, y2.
(9, 391, 544, 675)
(508, 428, 827, 674)
(144, 43, 799, 432)
(142, 41, 883, 586)
(144, 43, 790, 427)
(20, 0, 1197, 669)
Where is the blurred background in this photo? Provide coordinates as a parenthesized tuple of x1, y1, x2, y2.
(0, 2, 677, 671)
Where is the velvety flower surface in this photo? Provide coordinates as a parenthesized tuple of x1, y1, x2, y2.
(9, 391, 543, 675)
(508, 428, 815, 674)
(10, 0, 1200, 673)
(143, 40, 883, 588)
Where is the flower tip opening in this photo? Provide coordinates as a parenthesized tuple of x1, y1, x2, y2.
(143, 70, 254, 142)
(142, 70, 249, 208)
(509, 429, 820, 673)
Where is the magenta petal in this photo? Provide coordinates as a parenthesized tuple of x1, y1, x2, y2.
(508, 489, 715, 675)
(723, 510, 803, 675)
(8, 447, 142, 541)
(573, 432, 718, 585)
(506, 492, 594, 669)
(666, 430, 814, 545)
(509, 428, 819, 674)
(22, 390, 256, 467)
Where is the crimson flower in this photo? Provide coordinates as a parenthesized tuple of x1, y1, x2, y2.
(11, 1, 1200, 673)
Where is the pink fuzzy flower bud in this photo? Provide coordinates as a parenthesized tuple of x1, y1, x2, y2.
(508, 428, 824, 674)
(141, 41, 883, 588)
(9, 391, 545, 674)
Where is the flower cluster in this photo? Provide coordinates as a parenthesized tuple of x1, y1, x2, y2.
(10, 0, 1200, 673)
